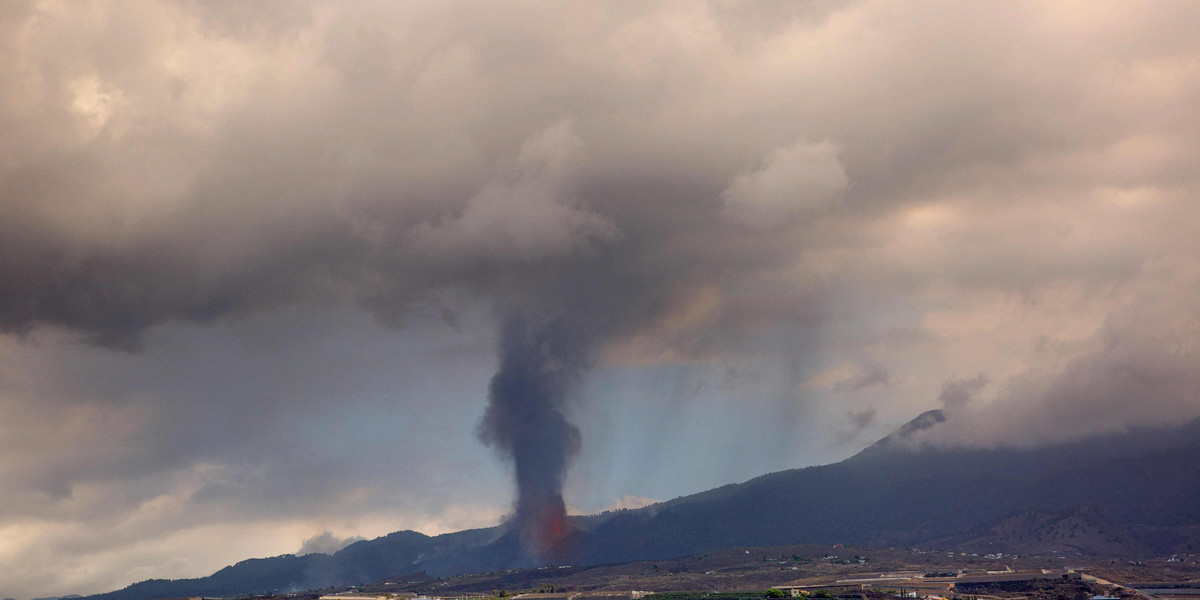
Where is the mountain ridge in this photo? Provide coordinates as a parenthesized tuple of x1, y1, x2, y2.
(83, 411, 1200, 600)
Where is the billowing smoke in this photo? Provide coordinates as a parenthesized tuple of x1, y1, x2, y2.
(478, 315, 585, 557)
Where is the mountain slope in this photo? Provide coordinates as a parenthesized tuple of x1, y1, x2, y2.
(571, 413, 1200, 564)
(86, 412, 1200, 600)
(84, 528, 501, 600)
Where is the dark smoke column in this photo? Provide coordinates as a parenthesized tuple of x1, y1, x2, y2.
(478, 314, 585, 559)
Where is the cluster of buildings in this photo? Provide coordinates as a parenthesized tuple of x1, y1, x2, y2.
(776, 568, 1093, 599)
(318, 592, 648, 600)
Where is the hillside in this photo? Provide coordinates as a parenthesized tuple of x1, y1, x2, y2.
(565, 411, 1200, 566)
(86, 412, 1200, 600)
(83, 529, 501, 600)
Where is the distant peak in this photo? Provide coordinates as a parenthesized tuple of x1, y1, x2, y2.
(896, 409, 946, 438)
(854, 409, 946, 458)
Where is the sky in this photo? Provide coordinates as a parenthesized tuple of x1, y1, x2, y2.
(3, 0, 1200, 597)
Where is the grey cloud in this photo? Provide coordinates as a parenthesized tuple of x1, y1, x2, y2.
(298, 532, 365, 556)
(833, 363, 890, 393)
(916, 275, 1200, 448)
(847, 407, 877, 432)
(411, 122, 617, 263)
(833, 406, 878, 445)
(937, 375, 988, 411)
(7, 0, 1198, 353)
(0, 0, 816, 354)
(722, 140, 848, 228)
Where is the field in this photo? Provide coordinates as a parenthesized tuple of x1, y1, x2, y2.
(327, 544, 1200, 597)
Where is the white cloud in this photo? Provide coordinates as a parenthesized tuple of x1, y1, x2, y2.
(721, 140, 848, 228)
(597, 494, 659, 513)
(297, 531, 365, 556)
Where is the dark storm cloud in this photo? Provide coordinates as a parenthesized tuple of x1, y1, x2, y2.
(0, 7, 807, 354)
(6, 0, 1197, 358)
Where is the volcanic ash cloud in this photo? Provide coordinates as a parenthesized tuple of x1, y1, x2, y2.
(477, 315, 585, 558)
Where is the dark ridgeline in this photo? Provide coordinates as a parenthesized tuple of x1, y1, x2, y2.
(478, 315, 585, 559)
(84, 412, 1200, 600)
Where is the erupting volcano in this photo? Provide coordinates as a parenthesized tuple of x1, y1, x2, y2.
(517, 488, 574, 559)
(478, 315, 585, 559)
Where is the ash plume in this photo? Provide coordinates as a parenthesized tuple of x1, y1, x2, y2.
(478, 315, 585, 557)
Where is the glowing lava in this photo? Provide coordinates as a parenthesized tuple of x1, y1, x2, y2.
(518, 491, 576, 560)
